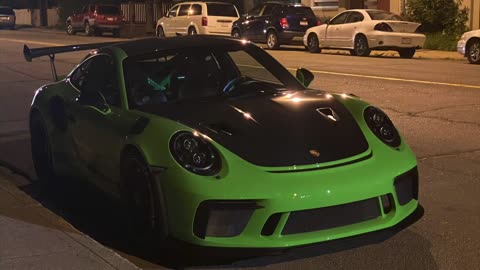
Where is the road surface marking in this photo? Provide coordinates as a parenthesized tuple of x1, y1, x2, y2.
(0, 38, 65, 47)
(239, 64, 480, 90)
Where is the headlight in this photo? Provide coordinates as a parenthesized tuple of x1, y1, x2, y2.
(170, 131, 221, 176)
(364, 107, 401, 147)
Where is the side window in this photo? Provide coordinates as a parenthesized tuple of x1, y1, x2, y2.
(346, 12, 364, 23)
(178, 4, 191, 16)
(168, 5, 179, 17)
(330, 12, 349, 25)
(190, 4, 202, 16)
(71, 55, 120, 107)
(261, 4, 275, 16)
(248, 5, 263, 16)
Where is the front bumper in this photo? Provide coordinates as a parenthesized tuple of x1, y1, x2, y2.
(278, 30, 306, 45)
(157, 143, 419, 248)
(457, 39, 466, 56)
(175, 203, 424, 266)
(368, 32, 425, 49)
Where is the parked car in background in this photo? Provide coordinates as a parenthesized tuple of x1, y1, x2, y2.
(0, 6, 15, 29)
(457, 30, 480, 64)
(156, 1, 239, 37)
(232, 2, 318, 49)
(66, 4, 123, 37)
(304, 9, 425, 58)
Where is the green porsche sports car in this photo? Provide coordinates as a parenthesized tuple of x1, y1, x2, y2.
(25, 36, 422, 253)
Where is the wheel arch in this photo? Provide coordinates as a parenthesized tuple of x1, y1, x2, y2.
(465, 37, 480, 57)
(120, 143, 170, 238)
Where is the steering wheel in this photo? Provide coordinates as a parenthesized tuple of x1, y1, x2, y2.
(222, 76, 249, 93)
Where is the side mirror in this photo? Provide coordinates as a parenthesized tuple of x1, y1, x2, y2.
(245, 15, 255, 20)
(296, 68, 314, 88)
(165, 12, 169, 18)
(325, 19, 330, 24)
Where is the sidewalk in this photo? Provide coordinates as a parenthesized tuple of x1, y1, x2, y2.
(0, 166, 139, 270)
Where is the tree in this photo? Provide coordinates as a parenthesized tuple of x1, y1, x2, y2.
(405, 0, 469, 36)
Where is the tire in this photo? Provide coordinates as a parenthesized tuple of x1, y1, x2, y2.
(84, 22, 93, 36)
(266, 30, 280, 50)
(113, 29, 120, 38)
(466, 39, 480, 64)
(231, 28, 241, 39)
(307, 33, 321, 53)
(188, 27, 197, 35)
(30, 111, 56, 184)
(398, 48, 416, 59)
(156, 26, 165, 37)
(353, 35, 371, 57)
(66, 21, 75, 35)
(121, 150, 165, 244)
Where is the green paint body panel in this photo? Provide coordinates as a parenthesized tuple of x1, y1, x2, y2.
(30, 42, 419, 249)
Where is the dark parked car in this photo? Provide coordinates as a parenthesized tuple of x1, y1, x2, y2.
(231, 2, 318, 49)
(66, 4, 123, 37)
(0, 6, 15, 29)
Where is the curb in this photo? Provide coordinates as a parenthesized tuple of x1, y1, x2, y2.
(0, 165, 140, 270)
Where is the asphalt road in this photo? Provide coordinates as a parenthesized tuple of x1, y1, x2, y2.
(0, 29, 479, 270)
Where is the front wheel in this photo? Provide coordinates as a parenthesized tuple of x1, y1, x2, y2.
(353, 35, 371, 57)
(66, 22, 75, 35)
(398, 48, 416, 59)
(307, 33, 321, 53)
(467, 39, 480, 64)
(156, 26, 165, 37)
(121, 150, 166, 245)
(266, 31, 280, 50)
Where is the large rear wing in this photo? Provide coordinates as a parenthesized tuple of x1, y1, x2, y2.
(23, 42, 118, 81)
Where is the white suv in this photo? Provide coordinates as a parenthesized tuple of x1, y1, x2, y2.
(156, 1, 239, 37)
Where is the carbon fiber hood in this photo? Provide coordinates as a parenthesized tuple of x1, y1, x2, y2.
(141, 90, 369, 167)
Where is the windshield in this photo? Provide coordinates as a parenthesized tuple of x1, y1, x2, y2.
(206, 3, 238, 17)
(97, 5, 120, 15)
(367, 10, 404, 21)
(123, 46, 304, 108)
(0, 8, 14, 15)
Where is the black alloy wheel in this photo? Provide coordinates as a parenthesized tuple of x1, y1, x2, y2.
(84, 22, 93, 36)
(266, 30, 280, 50)
(467, 39, 480, 64)
(156, 26, 165, 37)
(307, 33, 321, 53)
(354, 35, 371, 57)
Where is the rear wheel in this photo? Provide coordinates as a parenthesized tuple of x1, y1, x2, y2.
(188, 27, 197, 35)
(307, 33, 321, 53)
(156, 26, 165, 37)
(266, 30, 280, 50)
(398, 48, 416, 59)
(467, 39, 480, 64)
(353, 35, 371, 57)
(30, 112, 56, 184)
(66, 22, 75, 35)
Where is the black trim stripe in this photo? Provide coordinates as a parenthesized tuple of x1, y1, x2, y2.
(267, 151, 373, 173)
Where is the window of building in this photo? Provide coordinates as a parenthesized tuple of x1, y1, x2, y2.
(311, 0, 339, 10)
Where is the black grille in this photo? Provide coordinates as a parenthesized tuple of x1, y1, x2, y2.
(282, 198, 381, 235)
(394, 167, 419, 205)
